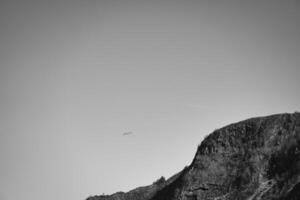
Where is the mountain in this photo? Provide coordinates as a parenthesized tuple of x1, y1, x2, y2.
(86, 112, 300, 200)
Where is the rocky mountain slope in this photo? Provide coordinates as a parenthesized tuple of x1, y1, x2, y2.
(86, 112, 300, 200)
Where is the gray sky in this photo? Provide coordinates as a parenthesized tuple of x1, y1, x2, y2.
(0, 0, 300, 200)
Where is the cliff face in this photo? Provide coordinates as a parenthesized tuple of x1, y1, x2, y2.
(87, 112, 300, 200)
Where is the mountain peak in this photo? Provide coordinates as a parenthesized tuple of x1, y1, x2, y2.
(87, 112, 300, 200)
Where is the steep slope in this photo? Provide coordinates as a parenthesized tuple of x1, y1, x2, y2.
(86, 112, 300, 200)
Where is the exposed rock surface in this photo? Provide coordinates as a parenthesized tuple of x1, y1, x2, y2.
(86, 112, 300, 200)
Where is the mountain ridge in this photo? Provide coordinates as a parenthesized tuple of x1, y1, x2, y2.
(87, 112, 300, 200)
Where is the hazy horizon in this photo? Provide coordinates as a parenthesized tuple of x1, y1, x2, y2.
(1, 1, 300, 200)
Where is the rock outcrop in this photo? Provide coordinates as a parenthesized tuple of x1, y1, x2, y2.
(87, 112, 300, 200)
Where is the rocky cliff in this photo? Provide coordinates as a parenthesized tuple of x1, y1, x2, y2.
(86, 112, 300, 200)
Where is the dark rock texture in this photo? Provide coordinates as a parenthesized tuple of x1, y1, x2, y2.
(86, 112, 300, 200)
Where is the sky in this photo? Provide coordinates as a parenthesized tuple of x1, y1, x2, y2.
(0, 0, 300, 200)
